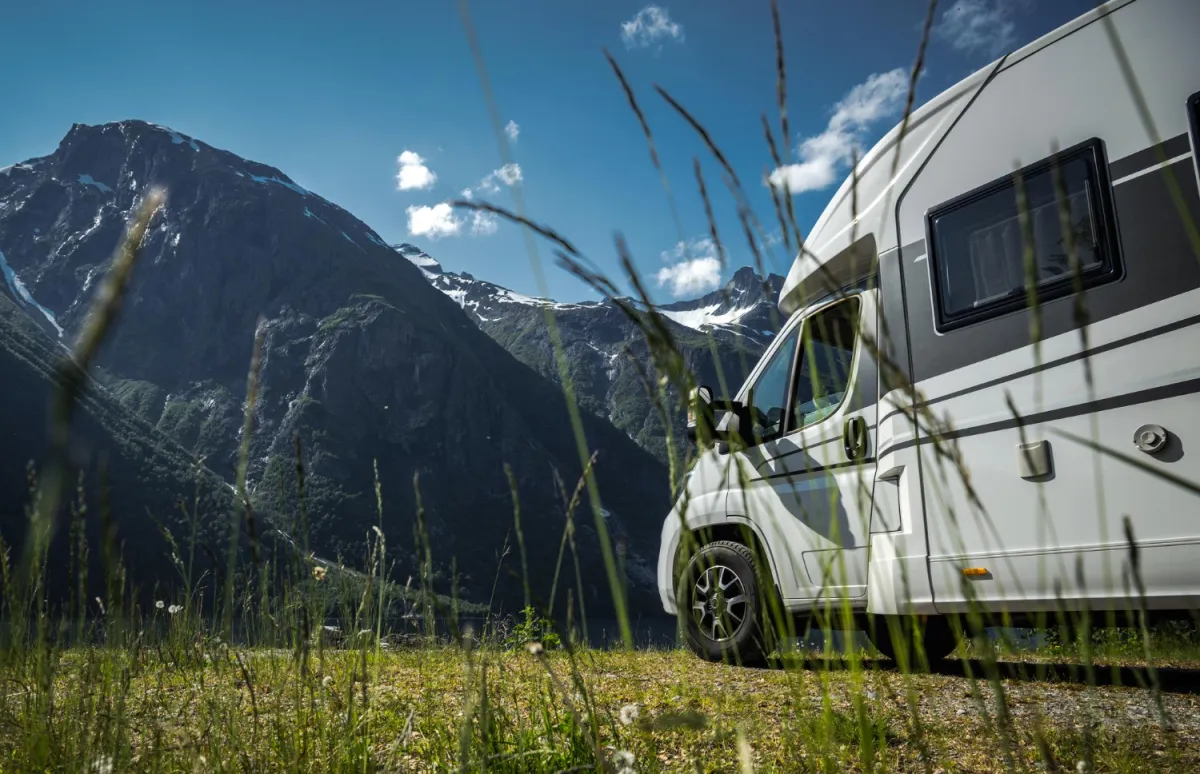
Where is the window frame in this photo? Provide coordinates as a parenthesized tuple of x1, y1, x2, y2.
(923, 137, 1124, 333)
(737, 289, 867, 448)
(781, 294, 864, 438)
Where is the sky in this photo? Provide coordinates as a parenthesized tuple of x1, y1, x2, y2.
(0, 0, 1100, 304)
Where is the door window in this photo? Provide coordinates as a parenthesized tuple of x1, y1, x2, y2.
(744, 327, 799, 445)
(791, 298, 860, 429)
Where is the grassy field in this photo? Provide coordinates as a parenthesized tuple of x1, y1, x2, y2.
(4, 2, 1200, 773)
(2, 630, 1198, 774)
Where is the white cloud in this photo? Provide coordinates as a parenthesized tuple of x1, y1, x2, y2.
(935, 0, 1019, 58)
(460, 188, 473, 200)
(477, 163, 523, 194)
(657, 237, 722, 297)
(406, 203, 461, 239)
(621, 5, 684, 50)
(767, 68, 908, 195)
(406, 202, 499, 239)
(471, 210, 499, 236)
(495, 163, 522, 186)
(504, 120, 520, 142)
(395, 150, 437, 191)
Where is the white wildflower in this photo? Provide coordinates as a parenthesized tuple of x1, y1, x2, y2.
(155, 600, 165, 610)
(525, 641, 544, 656)
(618, 703, 640, 726)
(168, 604, 183, 615)
(322, 675, 334, 689)
(312, 565, 327, 581)
(612, 749, 635, 773)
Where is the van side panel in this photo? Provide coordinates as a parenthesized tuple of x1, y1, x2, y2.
(893, 0, 1200, 613)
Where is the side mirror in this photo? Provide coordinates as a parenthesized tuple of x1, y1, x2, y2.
(716, 412, 745, 455)
(686, 385, 716, 444)
(686, 384, 752, 453)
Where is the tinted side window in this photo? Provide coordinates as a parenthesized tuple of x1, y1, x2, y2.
(792, 298, 859, 429)
(926, 139, 1120, 331)
(745, 327, 799, 445)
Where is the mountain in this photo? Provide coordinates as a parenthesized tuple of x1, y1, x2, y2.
(399, 246, 786, 465)
(658, 265, 789, 343)
(0, 120, 671, 616)
(0, 274, 238, 608)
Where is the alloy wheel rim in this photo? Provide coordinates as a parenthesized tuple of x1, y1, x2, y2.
(690, 564, 748, 642)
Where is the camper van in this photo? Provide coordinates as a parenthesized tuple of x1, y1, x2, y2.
(657, 0, 1200, 664)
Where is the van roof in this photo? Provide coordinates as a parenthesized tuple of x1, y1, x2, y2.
(775, 0, 1137, 316)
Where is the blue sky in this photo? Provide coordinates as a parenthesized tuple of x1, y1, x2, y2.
(0, 0, 1097, 303)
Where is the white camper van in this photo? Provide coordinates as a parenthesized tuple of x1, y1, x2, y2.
(657, 0, 1200, 664)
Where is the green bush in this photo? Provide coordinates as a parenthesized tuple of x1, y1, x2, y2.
(503, 604, 562, 651)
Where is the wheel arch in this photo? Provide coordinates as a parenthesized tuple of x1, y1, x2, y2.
(673, 518, 785, 604)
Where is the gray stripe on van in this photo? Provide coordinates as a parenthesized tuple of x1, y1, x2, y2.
(877, 377, 1200, 459)
(900, 155, 1200, 386)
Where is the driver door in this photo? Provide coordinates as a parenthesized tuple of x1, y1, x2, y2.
(728, 290, 880, 601)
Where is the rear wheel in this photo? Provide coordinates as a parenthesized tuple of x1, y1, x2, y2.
(677, 540, 779, 666)
(868, 615, 958, 667)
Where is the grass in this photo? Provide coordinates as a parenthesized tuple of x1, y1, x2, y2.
(3, 0, 1200, 771)
(2, 635, 1198, 773)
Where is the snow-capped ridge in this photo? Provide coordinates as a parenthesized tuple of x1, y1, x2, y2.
(656, 265, 785, 335)
(390, 241, 780, 341)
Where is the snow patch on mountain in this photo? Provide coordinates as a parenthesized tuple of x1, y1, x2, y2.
(394, 242, 442, 273)
(148, 123, 201, 151)
(660, 302, 755, 331)
(494, 287, 553, 307)
(0, 162, 38, 177)
(77, 174, 113, 194)
(250, 173, 309, 197)
(0, 249, 63, 337)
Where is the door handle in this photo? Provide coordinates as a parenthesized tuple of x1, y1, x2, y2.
(843, 416, 868, 461)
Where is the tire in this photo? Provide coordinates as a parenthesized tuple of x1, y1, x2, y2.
(676, 540, 779, 666)
(868, 615, 958, 667)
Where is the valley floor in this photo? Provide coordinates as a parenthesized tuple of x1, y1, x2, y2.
(3, 643, 1198, 773)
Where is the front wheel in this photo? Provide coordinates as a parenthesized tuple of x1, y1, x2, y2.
(676, 540, 778, 666)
